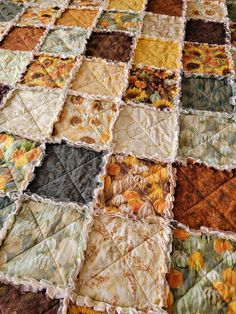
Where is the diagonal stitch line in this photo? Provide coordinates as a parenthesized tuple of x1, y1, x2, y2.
(36, 58, 62, 88)
(13, 29, 40, 51)
(82, 221, 162, 290)
(0, 214, 85, 269)
(100, 220, 154, 304)
(0, 162, 20, 192)
(43, 30, 80, 54)
(179, 170, 236, 229)
(62, 10, 92, 27)
(30, 153, 101, 191)
(42, 302, 60, 314)
(28, 206, 66, 286)
(174, 250, 236, 309)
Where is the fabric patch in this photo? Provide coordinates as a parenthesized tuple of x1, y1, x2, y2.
(97, 154, 171, 218)
(21, 55, 75, 88)
(0, 27, 45, 51)
(70, 59, 127, 98)
(146, 0, 183, 17)
(0, 283, 60, 314)
(18, 7, 60, 26)
(0, 133, 43, 193)
(0, 84, 11, 104)
(0, 89, 64, 141)
(0, 2, 23, 23)
(183, 42, 231, 76)
(173, 162, 236, 232)
(185, 19, 226, 45)
(71, 0, 104, 6)
(53, 95, 119, 148)
(39, 28, 88, 57)
(0, 198, 92, 287)
(134, 38, 181, 70)
(179, 113, 236, 168)
(123, 65, 179, 109)
(68, 303, 103, 314)
(141, 14, 184, 41)
(27, 143, 105, 204)
(230, 22, 236, 47)
(228, 3, 236, 22)
(85, 32, 133, 63)
(181, 76, 233, 113)
(76, 214, 170, 311)
(107, 0, 145, 11)
(167, 228, 236, 314)
(0, 50, 31, 85)
(112, 105, 178, 161)
(56, 9, 99, 28)
(187, 0, 225, 22)
(97, 10, 141, 34)
(0, 196, 15, 231)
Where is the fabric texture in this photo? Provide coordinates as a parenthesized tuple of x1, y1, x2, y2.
(0, 84, 11, 104)
(146, 0, 183, 16)
(27, 143, 105, 204)
(56, 9, 99, 28)
(18, 7, 60, 26)
(0, 2, 23, 23)
(107, 0, 145, 11)
(0, 196, 15, 231)
(187, 0, 226, 21)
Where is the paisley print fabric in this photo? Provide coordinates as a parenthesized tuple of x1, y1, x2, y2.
(167, 228, 236, 314)
(53, 95, 119, 148)
(0, 133, 43, 193)
(21, 55, 75, 88)
(123, 65, 179, 109)
(97, 154, 171, 218)
(183, 42, 232, 76)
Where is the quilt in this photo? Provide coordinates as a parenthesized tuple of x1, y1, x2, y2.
(0, 0, 235, 313)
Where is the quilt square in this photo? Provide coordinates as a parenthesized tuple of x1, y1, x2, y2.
(123, 65, 179, 109)
(76, 214, 171, 312)
(185, 19, 226, 45)
(0, 198, 92, 288)
(97, 154, 172, 218)
(53, 95, 119, 149)
(21, 55, 75, 88)
(85, 32, 133, 63)
(187, 0, 226, 22)
(112, 105, 178, 161)
(183, 42, 231, 76)
(0, 50, 32, 85)
(227, 3, 236, 22)
(141, 13, 184, 41)
(179, 113, 236, 168)
(0, 27, 45, 51)
(173, 162, 236, 233)
(167, 227, 236, 314)
(70, 59, 127, 98)
(0, 88, 65, 141)
(0, 2, 23, 23)
(18, 7, 61, 26)
(96, 10, 142, 34)
(0, 84, 11, 104)
(0, 133, 43, 194)
(0, 283, 60, 313)
(39, 28, 88, 57)
(134, 38, 181, 70)
(27, 143, 105, 204)
(56, 9, 99, 28)
(107, 0, 145, 11)
(181, 76, 233, 113)
(146, 0, 183, 17)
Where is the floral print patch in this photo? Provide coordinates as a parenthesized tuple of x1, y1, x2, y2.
(0, 133, 43, 193)
(21, 55, 75, 88)
(53, 95, 119, 149)
(97, 154, 172, 218)
(39, 28, 88, 57)
(123, 65, 179, 109)
(187, 0, 226, 22)
(167, 227, 236, 314)
(134, 38, 181, 70)
(183, 42, 232, 76)
(96, 10, 142, 34)
(18, 7, 60, 25)
(0, 198, 92, 288)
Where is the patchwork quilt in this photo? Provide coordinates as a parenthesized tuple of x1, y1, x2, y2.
(0, 0, 235, 313)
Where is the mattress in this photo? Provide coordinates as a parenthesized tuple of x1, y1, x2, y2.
(0, 0, 235, 313)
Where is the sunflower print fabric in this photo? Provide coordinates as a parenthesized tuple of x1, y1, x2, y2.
(167, 228, 236, 314)
(123, 65, 179, 109)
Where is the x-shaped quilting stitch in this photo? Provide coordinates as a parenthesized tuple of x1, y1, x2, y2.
(36, 57, 65, 88)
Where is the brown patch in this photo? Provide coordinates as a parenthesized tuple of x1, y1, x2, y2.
(146, 0, 183, 17)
